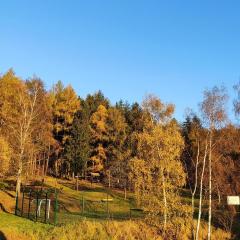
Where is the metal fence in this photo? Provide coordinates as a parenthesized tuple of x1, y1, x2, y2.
(15, 186, 144, 225)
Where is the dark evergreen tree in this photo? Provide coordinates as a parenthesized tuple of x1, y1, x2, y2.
(64, 92, 109, 176)
(85, 90, 109, 115)
(181, 115, 202, 188)
(64, 108, 90, 176)
(105, 107, 128, 187)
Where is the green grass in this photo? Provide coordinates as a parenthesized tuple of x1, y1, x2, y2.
(0, 178, 146, 239)
(10, 177, 143, 225)
(0, 212, 53, 239)
(48, 178, 140, 221)
(0, 177, 235, 239)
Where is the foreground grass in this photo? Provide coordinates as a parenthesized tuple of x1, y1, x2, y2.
(0, 212, 161, 240)
(0, 212, 232, 240)
(0, 212, 51, 240)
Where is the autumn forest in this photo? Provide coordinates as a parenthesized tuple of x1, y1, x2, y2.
(0, 69, 240, 239)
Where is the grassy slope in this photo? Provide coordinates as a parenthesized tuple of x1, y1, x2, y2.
(0, 177, 233, 240)
(45, 177, 141, 222)
(0, 177, 142, 223)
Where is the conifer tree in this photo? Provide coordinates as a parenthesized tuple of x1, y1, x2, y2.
(51, 81, 80, 176)
(90, 105, 108, 172)
(64, 109, 90, 177)
(105, 107, 128, 187)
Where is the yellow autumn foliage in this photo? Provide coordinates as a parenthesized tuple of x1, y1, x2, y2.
(0, 136, 11, 176)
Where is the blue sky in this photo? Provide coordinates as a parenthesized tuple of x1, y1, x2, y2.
(1, 1, 240, 121)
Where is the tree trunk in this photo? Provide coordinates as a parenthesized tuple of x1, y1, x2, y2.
(108, 170, 111, 188)
(217, 184, 221, 204)
(16, 146, 24, 198)
(16, 167, 22, 198)
(124, 180, 127, 200)
(29, 150, 33, 176)
(157, 142, 167, 234)
(192, 141, 200, 239)
(161, 168, 167, 233)
(45, 151, 50, 177)
(196, 139, 208, 240)
(208, 130, 213, 240)
(42, 152, 46, 177)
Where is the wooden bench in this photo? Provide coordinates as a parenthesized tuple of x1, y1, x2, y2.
(101, 198, 113, 202)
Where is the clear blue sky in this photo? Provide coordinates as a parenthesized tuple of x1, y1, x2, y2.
(1, 1, 240, 121)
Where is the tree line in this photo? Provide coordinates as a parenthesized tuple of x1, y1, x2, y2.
(0, 69, 240, 239)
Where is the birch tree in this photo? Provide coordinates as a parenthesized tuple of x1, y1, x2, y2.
(15, 81, 41, 196)
(200, 86, 228, 240)
(233, 81, 240, 118)
(181, 114, 210, 239)
(0, 71, 46, 196)
(129, 95, 191, 238)
(195, 135, 208, 240)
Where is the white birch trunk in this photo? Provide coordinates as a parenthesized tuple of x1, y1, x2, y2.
(208, 130, 212, 240)
(161, 168, 167, 233)
(196, 139, 208, 240)
(192, 140, 200, 239)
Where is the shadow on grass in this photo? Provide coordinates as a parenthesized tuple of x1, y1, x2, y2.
(60, 180, 105, 192)
(0, 203, 9, 213)
(57, 209, 144, 224)
(0, 231, 7, 240)
(0, 180, 15, 191)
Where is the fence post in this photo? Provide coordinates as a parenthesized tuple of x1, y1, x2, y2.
(28, 189, 32, 219)
(107, 192, 109, 218)
(15, 191, 18, 216)
(35, 191, 39, 222)
(21, 188, 25, 217)
(44, 192, 48, 223)
(54, 189, 58, 225)
(81, 195, 84, 214)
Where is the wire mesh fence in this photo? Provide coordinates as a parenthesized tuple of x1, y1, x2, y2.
(15, 186, 145, 225)
(55, 192, 145, 225)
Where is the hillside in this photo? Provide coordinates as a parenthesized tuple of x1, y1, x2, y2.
(0, 177, 232, 240)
